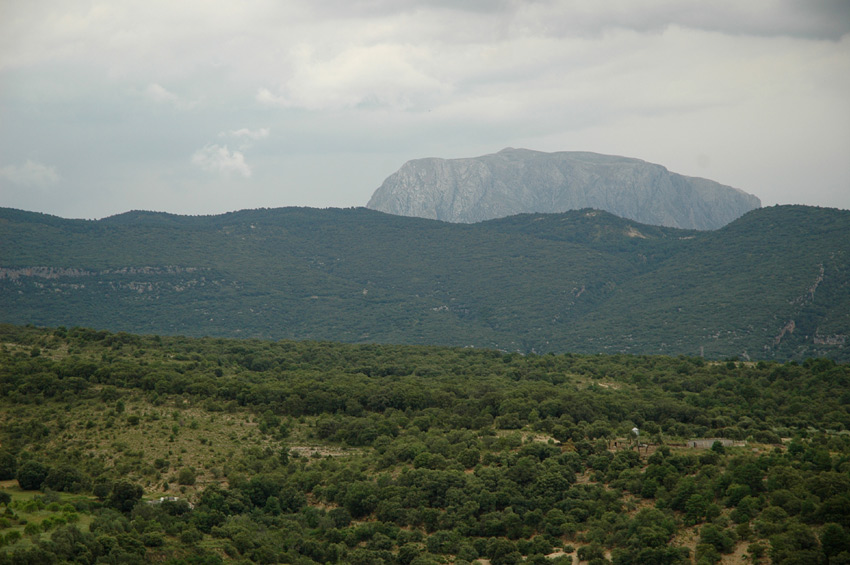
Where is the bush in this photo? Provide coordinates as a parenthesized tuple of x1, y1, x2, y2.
(695, 543, 721, 564)
(577, 544, 605, 561)
(181, 528, 203, 544)
(178, 468, 196, 486)
(16, 461, 49, 491)
(44, 465, 91, 493)
(107, 481, 143, 513)
(0, 451, 17, 481)
(752, 430, 782, 445)
(142, 532, 165, 547)
(93, 479, 113, 500)
(699, 524, 734, 554)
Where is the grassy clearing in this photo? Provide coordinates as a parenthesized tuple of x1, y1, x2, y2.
(0, 389, 365, 502)
(0, 486, 95, 552)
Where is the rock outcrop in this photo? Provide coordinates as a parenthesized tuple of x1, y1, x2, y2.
(367, 148, 761, 229)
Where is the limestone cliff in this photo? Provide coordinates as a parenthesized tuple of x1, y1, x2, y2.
(366, 148, 761, 229)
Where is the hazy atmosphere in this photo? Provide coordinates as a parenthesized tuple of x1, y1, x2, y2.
(1, 0, 849, 220)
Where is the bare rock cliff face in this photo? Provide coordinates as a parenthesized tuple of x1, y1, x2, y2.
(366, 148, 761, 229)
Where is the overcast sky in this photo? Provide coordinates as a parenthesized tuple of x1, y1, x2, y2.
(1, 0, 848, 220)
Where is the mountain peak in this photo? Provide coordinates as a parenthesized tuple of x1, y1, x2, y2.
(367, 148, 760, 229)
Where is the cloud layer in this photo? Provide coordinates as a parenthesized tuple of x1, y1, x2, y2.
(0, 160, 60, 186)
(1, 1, 848, 218)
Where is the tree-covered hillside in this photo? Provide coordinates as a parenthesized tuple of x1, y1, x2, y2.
(0, 325, 849, 564)
(1, 205, 848, 361)
(0, 326, 850, 565)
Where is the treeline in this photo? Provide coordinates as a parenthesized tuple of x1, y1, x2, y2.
(2, 325, 847, 438)
(0, 324, 849, 564)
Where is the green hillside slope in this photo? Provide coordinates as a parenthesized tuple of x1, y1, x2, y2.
(1, 205, 847, 361)
(566, 206, 850, 359)
(0, 325, 848, 563)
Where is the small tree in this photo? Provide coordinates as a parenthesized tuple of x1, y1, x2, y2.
(93, 479, 113, 500)
(0, 450, 17, 480)
(16, 460, 49, 491)
(821, 523, 850, 561)
(177, 467, 196, 486)
(108, 481, 143, 512)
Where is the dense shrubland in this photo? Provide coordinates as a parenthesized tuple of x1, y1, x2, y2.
(0, 324, 848, 564)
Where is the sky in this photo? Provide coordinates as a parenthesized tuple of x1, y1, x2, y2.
(1, 0, 849, 220)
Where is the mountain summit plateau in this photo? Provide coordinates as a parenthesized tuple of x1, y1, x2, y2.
(367, 148, 761, 229)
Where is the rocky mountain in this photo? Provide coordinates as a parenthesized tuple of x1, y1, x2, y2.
(367, 148, 761, 229)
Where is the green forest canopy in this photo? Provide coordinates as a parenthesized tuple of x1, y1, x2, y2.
(2, 204, 848, 361)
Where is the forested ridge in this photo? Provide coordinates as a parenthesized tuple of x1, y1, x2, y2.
(1, 324, 849, 564)
(1, 204, 848, 361)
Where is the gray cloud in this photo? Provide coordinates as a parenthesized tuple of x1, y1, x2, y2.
(524, 0, 850, 40)
(286, 1, 850, 40)
(0, 0, 848, 219)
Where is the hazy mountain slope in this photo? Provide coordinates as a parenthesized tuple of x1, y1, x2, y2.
(565, 206, 850, 359)
(367, 148, 761, 229)
(1, 207, 635, 348)
(0, 205, 846, 361)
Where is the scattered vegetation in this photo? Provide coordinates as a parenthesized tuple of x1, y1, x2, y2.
(1, 324, 849, 563)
